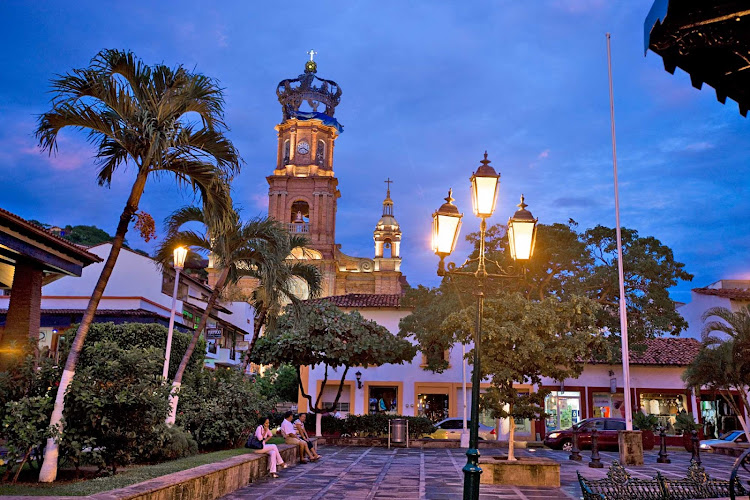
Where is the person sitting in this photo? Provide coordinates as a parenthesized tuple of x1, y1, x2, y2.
(255, 416, 287, 478)
(281, 411, 317, 463)
(294, 413, 321, 459)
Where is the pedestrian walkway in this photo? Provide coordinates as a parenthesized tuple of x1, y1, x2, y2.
(220, 445, 741, 500)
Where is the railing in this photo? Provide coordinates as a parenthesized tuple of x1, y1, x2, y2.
(287, 223, 309, 233)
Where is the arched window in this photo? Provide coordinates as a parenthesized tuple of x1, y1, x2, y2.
(316, 140, 325, 166)
(290, 200, 310, 223)
(283, 140, 291, 165)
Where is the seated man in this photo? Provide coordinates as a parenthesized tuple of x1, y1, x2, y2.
(281, 411, 317, 463)
(294, 413, 321, 459)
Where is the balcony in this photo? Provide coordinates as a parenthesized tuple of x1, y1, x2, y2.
(287, 222, 309, 234)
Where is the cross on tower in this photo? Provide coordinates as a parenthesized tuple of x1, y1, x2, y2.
(307, 49, 317, 61)
(385, 178, 393, 191)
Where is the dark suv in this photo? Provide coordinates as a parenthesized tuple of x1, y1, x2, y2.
(543, 418, 655, 451)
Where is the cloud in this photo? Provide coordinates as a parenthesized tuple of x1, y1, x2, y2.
(684, 141, 714, 152)
(660, 137, 715, 154)
(538, 149, 550, 160)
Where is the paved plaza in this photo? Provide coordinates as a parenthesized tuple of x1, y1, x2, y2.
(220, 445, 743, 500)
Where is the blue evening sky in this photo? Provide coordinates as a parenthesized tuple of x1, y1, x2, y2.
(1, 1, 747, 303)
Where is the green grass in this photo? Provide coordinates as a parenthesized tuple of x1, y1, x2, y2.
(0, 447, 262, 496)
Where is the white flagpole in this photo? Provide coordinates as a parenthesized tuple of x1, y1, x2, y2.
(606, 33, 633, 431)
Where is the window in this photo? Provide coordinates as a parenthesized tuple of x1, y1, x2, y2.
(324, 401, 350, 412)
(417, 393, 450, 422)
(440, 420, 462, 430)
(605, 420, 626, 431)
(545, 391, 582, 432)
(283, 140, 290, 164)
(316, 140, 325, 166)
(290, 200, 310, 223)
(639, 392, 688, 435)
(368, 386, 398, 413)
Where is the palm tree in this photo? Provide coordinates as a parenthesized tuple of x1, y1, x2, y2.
(34, 49, 239, 482)
(155, 207, 321, 424)
(244, 233, 323, 359)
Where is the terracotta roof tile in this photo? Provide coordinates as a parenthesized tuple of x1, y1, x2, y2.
(589, 337, 702, 366)
(307, 294, 404, 309)
(692, 287, 750, 300)
(0, 308, 161, 317)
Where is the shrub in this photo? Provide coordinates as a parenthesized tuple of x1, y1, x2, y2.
(306, 413, 435, 438)
(674, 412, 701, 435)
(61, 322, 205, 379)
(1, 395, 53, 480)
(145, 425, 198, 461)
(633, 412, 659, 431)
(256, 364, 298, 403)
(177, 368, 276, 450)
(62, 341, 171, 473)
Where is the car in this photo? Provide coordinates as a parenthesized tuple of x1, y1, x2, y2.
(425, 418, 496, 441)
(699, 430, 748, 451)
(544, 418, 655, 451)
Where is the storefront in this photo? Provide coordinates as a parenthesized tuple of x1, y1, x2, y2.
(592, 392, 626, 419)
(638, 391, 689, 435)
(700, 395, 742, 439)
(545, 390, 583, 433)
(367, 384, 400, 414)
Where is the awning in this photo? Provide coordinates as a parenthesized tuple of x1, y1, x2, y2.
(644, 0, 750, 116)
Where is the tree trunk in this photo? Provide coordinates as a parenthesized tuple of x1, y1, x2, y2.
(38, 172, 147, 483)
(507, 416, 517, 461)
(316, 412, 323, 437)
(246, 307, 267, 359)
(166, 267, 229, 426)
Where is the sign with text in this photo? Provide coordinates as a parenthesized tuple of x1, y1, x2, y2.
(206, 328, 223, 339)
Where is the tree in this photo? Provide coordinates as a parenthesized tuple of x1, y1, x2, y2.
(156, 207, 321, 424)
(683, 306, 750, 441)
(34, 49, 238, 482)
(441, 292, 602, 460)
(249, 301, 417, 436)
(60, 225, 112, 246)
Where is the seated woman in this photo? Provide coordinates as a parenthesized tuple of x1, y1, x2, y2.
(255, 416, 287, 478)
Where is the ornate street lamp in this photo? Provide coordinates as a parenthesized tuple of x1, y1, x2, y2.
(432, 152, 537, 500)
(162, 246, 188, 380)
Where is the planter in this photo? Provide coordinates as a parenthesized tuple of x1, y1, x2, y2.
(478, 456, 560, 487)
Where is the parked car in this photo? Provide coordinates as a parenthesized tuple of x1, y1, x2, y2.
(544, 418, 655, 451)
(425, 418, 496, 441)
(699, 430, 748, 451)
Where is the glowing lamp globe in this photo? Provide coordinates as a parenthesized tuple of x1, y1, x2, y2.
(173, 246, 188, 270)
(507, 195, 538, 261)
(432, 189, 463, 257)
(470, 152, 500, 219)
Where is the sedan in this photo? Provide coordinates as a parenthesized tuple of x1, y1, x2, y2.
(699, 430, 748, 451)
(426, 418, 496, 441)
(544, 418, 655, 451)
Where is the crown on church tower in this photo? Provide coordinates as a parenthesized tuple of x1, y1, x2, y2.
(276, 50, 343, 123)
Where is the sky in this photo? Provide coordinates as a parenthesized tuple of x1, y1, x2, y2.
(1, 1, 748, 303)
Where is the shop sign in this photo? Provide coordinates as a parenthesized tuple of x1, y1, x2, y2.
(206, 328, 223, 339)
(593, 394, 610, 407)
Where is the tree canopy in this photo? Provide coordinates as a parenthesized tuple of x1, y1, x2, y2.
(250, 301, 416, 414)
(401, 221, 692, 369)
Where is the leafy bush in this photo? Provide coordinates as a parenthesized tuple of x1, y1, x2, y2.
(1, 395, 53, 480)
(256, 365, 299, 403)
(304, 413, 435, 438)
(145, 425, 198, 462)
(62, 341, 171, 473)
(177, 368, 276, 450)
(633, 412, 659, 431)
(674, 412, 701, 435)
(62, 322, 205, 379)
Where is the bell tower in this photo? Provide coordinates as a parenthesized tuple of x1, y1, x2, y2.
(267, 52, 343, 261)
(373, 178, 402, 272)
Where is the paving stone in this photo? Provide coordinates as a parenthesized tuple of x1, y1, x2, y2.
(220, 445, 741, 500)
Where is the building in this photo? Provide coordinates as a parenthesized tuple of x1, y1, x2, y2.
(0, 208, 101, 368)
(0, 242, 253, 369)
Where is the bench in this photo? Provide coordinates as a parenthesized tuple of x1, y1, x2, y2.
(577, 460, 748, 500)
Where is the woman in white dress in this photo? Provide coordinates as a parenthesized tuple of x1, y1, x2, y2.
(255, 417, 286, 477)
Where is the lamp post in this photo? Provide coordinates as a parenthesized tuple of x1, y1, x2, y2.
(162, 246, 188, 380)
(432, 152, 537, 500)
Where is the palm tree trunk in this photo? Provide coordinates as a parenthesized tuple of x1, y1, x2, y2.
(38, 172, 148, 483)
(246, 307, 267, 359)
(166, 267, 229, 426)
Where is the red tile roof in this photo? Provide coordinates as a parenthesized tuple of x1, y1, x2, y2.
(693, 287, 750, 300)
(589, 338, 702, 366)
(307, 294, 405, 309)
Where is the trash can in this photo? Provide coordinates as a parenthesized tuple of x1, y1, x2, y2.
(389, 418, 409, 448)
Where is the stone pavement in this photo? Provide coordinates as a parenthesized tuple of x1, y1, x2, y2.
(220, 445, 742, 500)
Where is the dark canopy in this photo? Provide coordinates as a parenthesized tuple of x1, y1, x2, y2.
(645, 0, 750, 116)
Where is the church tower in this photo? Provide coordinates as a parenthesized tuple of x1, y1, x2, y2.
(373, 180, 402, 273)
(267, 53, 343, 261)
